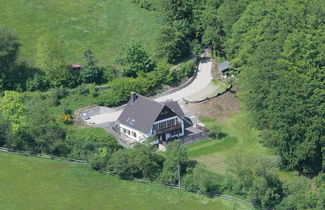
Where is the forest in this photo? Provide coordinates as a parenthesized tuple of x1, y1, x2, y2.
(0, 0, 324, 209)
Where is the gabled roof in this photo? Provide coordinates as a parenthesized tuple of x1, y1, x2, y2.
(117, 93, 184, 134)
(218, 61, 230, 73)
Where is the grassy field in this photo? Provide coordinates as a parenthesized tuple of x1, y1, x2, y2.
(0, 152, 251, 210)
(0, 0, 159, 65)
(186, 111, 269, 174)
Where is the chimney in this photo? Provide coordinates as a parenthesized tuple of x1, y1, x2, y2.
(131, 92, 138, 104)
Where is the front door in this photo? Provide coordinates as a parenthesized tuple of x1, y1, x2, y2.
(162, 134, 166, 141)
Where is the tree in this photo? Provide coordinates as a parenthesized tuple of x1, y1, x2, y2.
(79, 50, 104, 84)
(36, 34, 70, 87)
(158, 0, 193, 21)
(160, 140, 187, 186)
(0, 28, 21, 90)
(225, 153, 283, 209)
(277, 176, 323, 210)
(183, 164, 222, 196)
(156, 25, 189, 63)
(0, 91, 27, 134)
(26, 96, 68, 155)
(118, 42, 155, 77)
(107, 149, 138, 179)
(226, 0, 325, 175)
(132, 143, 164, 180)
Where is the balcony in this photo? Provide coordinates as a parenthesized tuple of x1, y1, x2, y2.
(152, 124, 182, 135)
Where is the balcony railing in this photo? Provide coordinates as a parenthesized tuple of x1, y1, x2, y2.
(152, 124, 182, 135)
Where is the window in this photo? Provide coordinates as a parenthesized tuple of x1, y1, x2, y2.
(122, 128, 126, 133)
(132, 131, 137, 138)
(167, 119, 176, 127)
(127, 130, 130, 135)
(153, 124, 158, 130)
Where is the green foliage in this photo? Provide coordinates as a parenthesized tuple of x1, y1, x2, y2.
(156, 25, 189, 63)
(225, 153, 283, 209)
(160, 140, 188, 185)
(226, 0, 325, 175)
(0, 91, 27, 134)
(0, 27, 21, 90)
(108, 144, 164, 180)
(183, 164, 223, 196)
(158, 0, 194, 21)
(96, 76, 155, 107)
(26, 96, 69, 155)
(36, 34, 72, 87)
(66, 128, 121, 162)
(79, 50, 104, 84)
(277, 176, 324, 210)
(208, 124, 224, 139)
(118, 42, 156, 77)
(0, 152, 248, 210)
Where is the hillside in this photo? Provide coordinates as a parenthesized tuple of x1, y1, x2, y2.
(0, 152, 251, 210)
(0, 0, 159, 65)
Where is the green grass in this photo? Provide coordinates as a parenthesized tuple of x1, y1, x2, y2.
(187, 137, 238, 158)
(0, 152, 252, 210)
(0, 0, 159, 65)
(185, 111, 268, 173)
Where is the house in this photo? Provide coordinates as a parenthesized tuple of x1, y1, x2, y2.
(218, 61, 231, 78)
(117, 93, 185, 143)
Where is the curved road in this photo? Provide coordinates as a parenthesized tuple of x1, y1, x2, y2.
(90, 55, 213, 124)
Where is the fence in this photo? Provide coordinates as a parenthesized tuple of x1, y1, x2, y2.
(0, 146, 252, 207)
(180, 131, 208, 145)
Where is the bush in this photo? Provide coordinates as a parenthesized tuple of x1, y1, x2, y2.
(183, 164, 223, 196)
(58, 114, 72, 124)
(208, 125, 225, 139)
(108, 144, 164, 180)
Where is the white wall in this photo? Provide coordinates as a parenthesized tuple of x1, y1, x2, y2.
(119, 124, 148, 142)
(120, 116, 185, 142)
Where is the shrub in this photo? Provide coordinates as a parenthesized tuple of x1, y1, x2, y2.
(58, 114, 72, 124)
(183, 164, 222, 196)
(208, 125, 225, 139)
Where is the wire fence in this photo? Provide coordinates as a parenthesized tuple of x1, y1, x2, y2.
(0, 146, 253, 207)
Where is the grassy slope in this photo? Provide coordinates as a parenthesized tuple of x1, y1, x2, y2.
(186, 111, 269, 174)
(0, 0, 159, 65)
(0, 152, 251, 210)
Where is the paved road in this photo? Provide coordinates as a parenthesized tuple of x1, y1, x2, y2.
(89, 55, 213, 124)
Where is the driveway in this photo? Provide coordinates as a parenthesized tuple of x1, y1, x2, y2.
(88, 54, 213, 124)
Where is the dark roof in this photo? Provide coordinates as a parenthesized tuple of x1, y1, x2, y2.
(165, 100, 185, 118)
(117, 93, 184, 134)
(218, 61, 230, 73)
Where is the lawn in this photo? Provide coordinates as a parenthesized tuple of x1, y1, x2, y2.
(0, 0, 159, 65)
(185, 111, 269, 173)
(0, 152, 251, 210)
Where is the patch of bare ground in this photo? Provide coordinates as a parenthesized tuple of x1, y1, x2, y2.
(185, 91, 240, 121)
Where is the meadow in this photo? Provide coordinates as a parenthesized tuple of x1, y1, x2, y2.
(0, 152, 251, 210)
(0, 0, 159, 65)
(186, 111, 270, 174)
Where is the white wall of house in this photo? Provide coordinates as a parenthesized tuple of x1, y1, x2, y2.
(120, 116, 185, 142)
(119, 123, 148, 142)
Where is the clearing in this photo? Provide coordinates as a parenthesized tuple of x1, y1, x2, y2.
(0, 0, 159, 65)
(0, 152, 251, 210)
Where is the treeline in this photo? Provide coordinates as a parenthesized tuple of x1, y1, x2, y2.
(133, 0, 325, 175)
(225, 0, 325, 176)
(0, 90, 121, 161)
